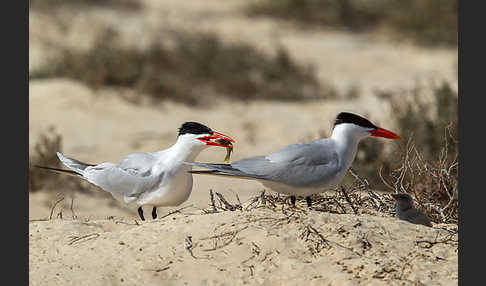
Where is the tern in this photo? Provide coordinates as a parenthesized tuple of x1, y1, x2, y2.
(391, 193, 432, 227)
(185, 112, 401, 207)
(36, 122, 235, 220)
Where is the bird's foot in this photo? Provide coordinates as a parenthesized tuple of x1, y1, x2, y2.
(290, 196, 296, 207)
(305, 196, 312, 209)
(152, 206, 157, 219)
(138, 206, 145, 221)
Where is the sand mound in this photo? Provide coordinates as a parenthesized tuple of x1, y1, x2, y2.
(29, 204, 457, 286)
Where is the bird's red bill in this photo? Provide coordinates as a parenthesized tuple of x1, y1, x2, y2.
(198, 131, 235, 147)
(370, 127, 402, 140)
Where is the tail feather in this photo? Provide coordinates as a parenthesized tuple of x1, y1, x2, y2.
(56, 152, 95, 175)
(188, 169, 261, 180)
(34, 165, 83, 177)
(185, 161, 263, 180)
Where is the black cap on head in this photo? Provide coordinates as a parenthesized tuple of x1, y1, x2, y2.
(333, 112, 377, 129)
(391, 193, 412, 201)
(178, 122, 213, 136)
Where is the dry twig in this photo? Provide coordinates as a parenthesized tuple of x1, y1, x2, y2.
(340, 186, 358, 215)
(415, 231, 458, 249)
(209, 189, 218, 213)
(201, 226, 249, 252)
(115, 220, 140, 226)
(215, 192, 237, 211)
(49, 196, 65, 220)
(70, 197, 78, 220)
(67, 233, 100, 245)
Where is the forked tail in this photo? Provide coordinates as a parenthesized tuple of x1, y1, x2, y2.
(35, 152, 95, 177)
(33, 165, 82, 177)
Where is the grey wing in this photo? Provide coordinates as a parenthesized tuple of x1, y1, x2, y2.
(235, 140, 340, 187)
(117, 152, 155, 176)
(188, 139, 341, 188)
(400, 209, 433, 227)
(83, 152, 163, 200)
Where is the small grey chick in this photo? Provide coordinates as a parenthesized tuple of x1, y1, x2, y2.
(391, 193, 432, 227)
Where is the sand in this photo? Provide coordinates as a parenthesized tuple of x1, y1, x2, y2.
(29, 0, 458, 285)
(29, 203, 457, 286)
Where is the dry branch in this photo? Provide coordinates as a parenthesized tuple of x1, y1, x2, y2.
(201, 226, 249, 252)
(215, 192, 237, 211)
(67, 233, 100, 245)
(50, 196, 65, 220)
(340, 186, 358, 215)
(70, 197, 78, 220)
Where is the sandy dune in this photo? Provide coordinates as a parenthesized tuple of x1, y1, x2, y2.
(29, 204, 457, 286)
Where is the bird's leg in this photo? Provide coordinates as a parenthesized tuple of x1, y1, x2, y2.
(290, 196, 296, 207)
(138, 206, 145, 221)
(152, 206, 157, 219)
(306, 196, 312, 208)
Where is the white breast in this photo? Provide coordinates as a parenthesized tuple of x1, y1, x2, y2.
(136, 164, 193, 207)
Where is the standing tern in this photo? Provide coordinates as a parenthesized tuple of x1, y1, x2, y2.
(36, 122, 234, 220)
(185, 112, 401, 207)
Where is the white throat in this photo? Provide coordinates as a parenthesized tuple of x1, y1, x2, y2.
(158, 135, 206, 163)
(330, 123, 370, 170)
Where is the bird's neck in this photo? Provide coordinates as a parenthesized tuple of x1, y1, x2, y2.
(330, 127, 361, 170)
(158, 137, 205, 163)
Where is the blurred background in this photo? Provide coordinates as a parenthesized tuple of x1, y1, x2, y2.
(29, 0, 458, 221)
